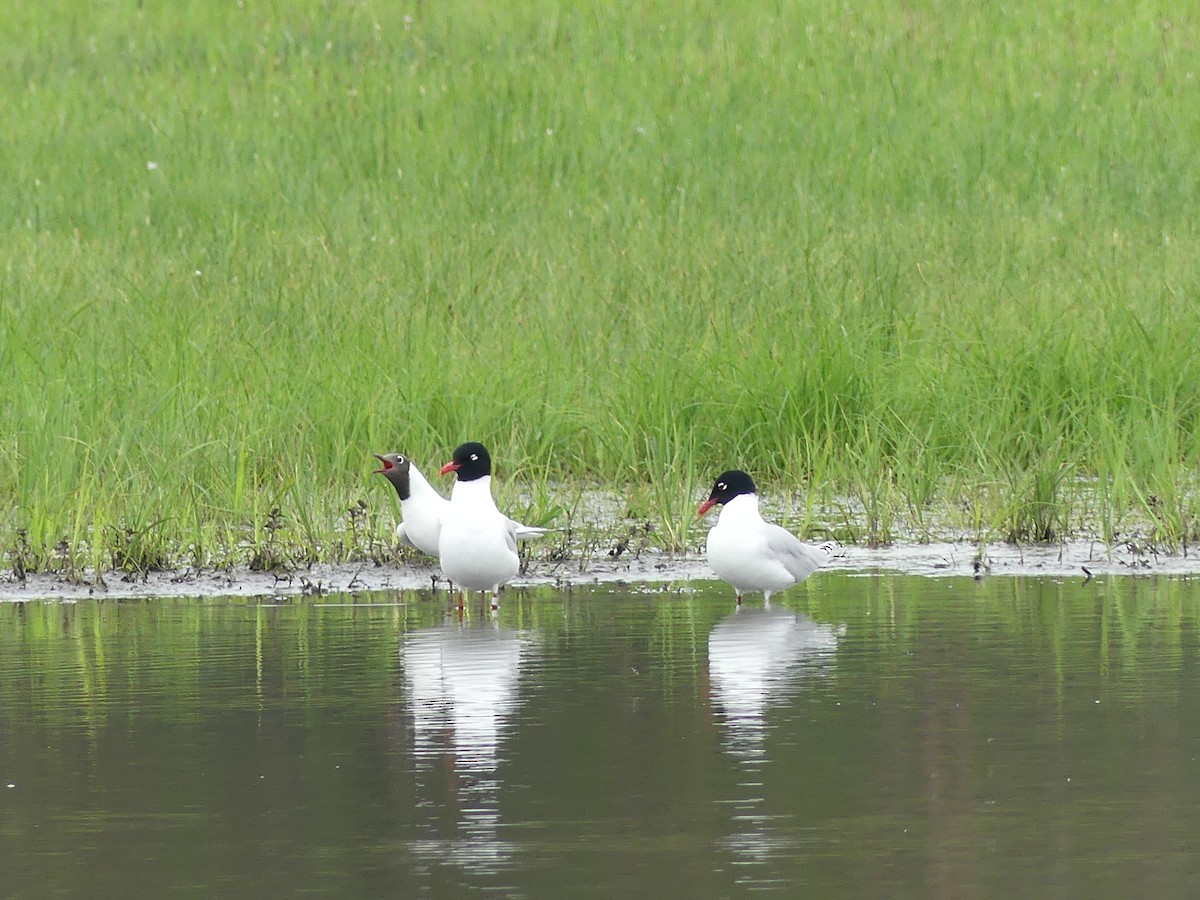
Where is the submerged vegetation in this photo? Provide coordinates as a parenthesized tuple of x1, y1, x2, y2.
(2, 1, 1199, 576)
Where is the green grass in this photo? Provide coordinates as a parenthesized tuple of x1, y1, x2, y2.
(3, 0, 1200, 574)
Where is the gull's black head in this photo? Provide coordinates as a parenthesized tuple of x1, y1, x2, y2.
(372, 453, 413, 500)
(697, 469, 757, 516)
(440, 441, 492, 482)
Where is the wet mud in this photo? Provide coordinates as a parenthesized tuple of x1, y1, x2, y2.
(1, 539, 1196, 602)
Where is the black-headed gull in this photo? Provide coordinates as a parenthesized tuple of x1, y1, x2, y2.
(372, 453, 446, 556)
(438, 442, 520, 609)
(698, 469, 835, 605)
(373, 452, 549, 558)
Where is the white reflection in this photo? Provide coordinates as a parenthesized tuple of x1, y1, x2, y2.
(708, 606, 840, 883)
(709, 606, 839, 760)
(401, 615, 535, 877)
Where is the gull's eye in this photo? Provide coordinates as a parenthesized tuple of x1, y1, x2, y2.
(470, 453, 479, 461)
(717, 482, 726, 491)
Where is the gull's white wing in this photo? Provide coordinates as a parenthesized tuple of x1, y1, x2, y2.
(511, 521, 550, 541)
(764, 525, 833, 583)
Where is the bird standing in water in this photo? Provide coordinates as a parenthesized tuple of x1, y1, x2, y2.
(698, 469, 836, 605)
(438, 442, 520, 611)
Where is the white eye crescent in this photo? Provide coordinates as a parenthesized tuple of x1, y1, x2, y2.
(718, 482, 726, 490)
(470, 453, 479, 461)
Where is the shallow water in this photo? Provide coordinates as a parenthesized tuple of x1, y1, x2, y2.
(3, 575, 1200, 897)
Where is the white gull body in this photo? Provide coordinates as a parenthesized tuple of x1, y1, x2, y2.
(705, 493, 834, 603)
(438, 474, 520, 596)
(392, 459, 446, 555)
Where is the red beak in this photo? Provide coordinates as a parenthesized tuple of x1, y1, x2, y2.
(440, 461, 461, 476)
(372, 453, 392, 475)
(697, 498, 717, 517)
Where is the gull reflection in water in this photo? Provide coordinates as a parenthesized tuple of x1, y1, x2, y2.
(401, 615, 536, 878)
(708, 606, 841, 886)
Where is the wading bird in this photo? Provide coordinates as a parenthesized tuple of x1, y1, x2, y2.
(698, 469, 836, 605)
(438, 442, 521, 610)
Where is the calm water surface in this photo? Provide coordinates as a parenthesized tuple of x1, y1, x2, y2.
(3, 574, 1200, 897)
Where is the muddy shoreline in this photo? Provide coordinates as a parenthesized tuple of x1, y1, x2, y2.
(1, 539, 1196, 602)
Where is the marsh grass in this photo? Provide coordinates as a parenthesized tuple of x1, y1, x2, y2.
(3, 1, 1200, 574)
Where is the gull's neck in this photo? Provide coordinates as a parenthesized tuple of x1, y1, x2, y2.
(718, 492, 763, 524)
(450, 475, 495, 505)
(406, 465, 443, 501)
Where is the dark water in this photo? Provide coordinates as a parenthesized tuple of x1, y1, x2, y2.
(3, 574, 1200, 898)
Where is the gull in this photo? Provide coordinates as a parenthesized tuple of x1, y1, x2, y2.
(438, 442, 521, 610)
(698, 469, 836, 605)
(372, 453, 447, 556)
